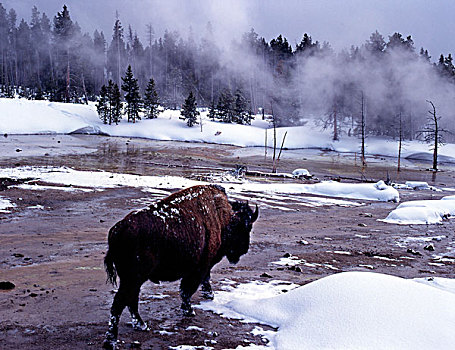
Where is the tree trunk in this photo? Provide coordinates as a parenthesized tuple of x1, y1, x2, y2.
(398, 112, 402, 172)
(360, 91, 366, 167)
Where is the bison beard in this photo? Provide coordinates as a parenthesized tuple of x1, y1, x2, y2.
(103, 185, 258, 349)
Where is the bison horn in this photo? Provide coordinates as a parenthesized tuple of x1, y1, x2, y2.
(251, 204, 259, 222)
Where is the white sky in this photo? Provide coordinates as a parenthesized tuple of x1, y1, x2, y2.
(2, 0, 454, 59)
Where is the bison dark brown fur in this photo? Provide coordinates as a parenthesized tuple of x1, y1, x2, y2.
(103, 185, 258, 349)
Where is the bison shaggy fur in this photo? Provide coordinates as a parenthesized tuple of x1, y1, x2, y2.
(103, 184, 258, 349)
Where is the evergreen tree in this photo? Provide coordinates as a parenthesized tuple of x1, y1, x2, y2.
(97, 84, 109, 124)
(96, 80, 122, 125)
(52, 5, 74, 102)
(208, 100, 217, 121)
(216, 89, 235, 123)
(233, 89, 253, 124)
(107, 17, 127, 88)
(108, 79, 123, 125)
(180, 91, 199, 127)
(121, 64, 142, 123)
(143, 78, 160, 119)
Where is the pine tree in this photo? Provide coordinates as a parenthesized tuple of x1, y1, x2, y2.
(143, 78, 160, 119)
(121, 65, 142, 123)
(109, 80, 123, 125)
(216, 89, 234, 123)
(97, 84, 109, 124)
(208, 100, 217, 121)
(180, 91, 199, 127)
(233, 89, 253, 124)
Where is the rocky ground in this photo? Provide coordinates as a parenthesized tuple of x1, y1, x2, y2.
(1, 135, 454, 349)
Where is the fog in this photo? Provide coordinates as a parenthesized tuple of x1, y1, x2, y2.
(1, 0, 454, 140)
(3, 0, 455, 56)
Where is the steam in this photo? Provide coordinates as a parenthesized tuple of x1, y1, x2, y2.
(2, 0, 455, 139)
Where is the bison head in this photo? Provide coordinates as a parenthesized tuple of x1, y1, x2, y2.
(224, 201, 259, 264)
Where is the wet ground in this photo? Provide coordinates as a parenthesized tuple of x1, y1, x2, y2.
(1, 135, 455, 349)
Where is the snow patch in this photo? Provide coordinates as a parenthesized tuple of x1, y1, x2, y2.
(0, 197, 15, 213)
(208, 272, 455, 350)
(382, 196, 455, 225)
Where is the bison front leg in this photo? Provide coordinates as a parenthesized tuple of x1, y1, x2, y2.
(179, 275, 202, 317)
(201, 272, 214, 300)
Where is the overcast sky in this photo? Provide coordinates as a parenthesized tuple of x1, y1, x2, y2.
(2, 0, 454, 59)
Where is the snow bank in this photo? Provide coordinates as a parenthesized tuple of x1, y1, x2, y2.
(210, 272, 455, 350)
(0, 197, 15, 213)
(244, 180, 399, 202)
(2, 98, 455, 160)
(0, 166, 399, 202)
(0, 98, 98, 134)
(382, 196, 455, 224)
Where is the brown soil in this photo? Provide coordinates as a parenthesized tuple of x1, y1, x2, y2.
(1, 135, 454, 349)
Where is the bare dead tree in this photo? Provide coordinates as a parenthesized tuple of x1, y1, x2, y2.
(274, 131, 288, 172)
(397, 112, 403, 172)
(271, 102, 277, 172)
(417, 100, 449, 171)
(359, 91, 367, 168)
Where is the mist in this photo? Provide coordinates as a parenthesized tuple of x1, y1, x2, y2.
(0, 1, 454, 141)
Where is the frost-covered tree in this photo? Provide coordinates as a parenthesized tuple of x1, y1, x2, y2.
(121, 65, 142, 123)
(180, 91, 199, 127)
(143, 78, 160, 119)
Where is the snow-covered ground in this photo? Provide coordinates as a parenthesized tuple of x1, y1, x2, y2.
(0, 166, 398, 212)
(382, 195, 455, 225)
(200, 272, 455, 350)
(1, 98, 455, 160)
(0, 197, 15, 213)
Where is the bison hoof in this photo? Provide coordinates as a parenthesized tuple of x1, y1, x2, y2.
(181, 305, 196, 317)
(131, 322, 150, 332)
(102, 336, 118, 350)
(202, 290, 214, 300)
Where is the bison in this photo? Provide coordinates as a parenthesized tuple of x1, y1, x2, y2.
(103, 184, 258, 349)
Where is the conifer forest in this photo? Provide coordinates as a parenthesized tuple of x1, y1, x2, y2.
(1, 3, 455, 139)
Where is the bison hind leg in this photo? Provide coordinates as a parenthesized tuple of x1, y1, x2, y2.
(128, 306, 150, 331)
(201, 273, 214, 300)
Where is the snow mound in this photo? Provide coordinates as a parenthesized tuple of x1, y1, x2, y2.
(405, 181, 431, 190)
(0, 98, 98, 134)
(227, 272, 455, 350)
(382, 196, 455, 224)
(0, 197, 15, 213)
(69, 125, 109, 136)
(291, 169, 311, 177)
(406, 152, 455, 164)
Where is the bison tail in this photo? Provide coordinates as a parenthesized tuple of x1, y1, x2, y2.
(104, 249, 117, 286)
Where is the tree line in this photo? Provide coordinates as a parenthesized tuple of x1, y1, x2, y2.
(1, 4, 455, 140)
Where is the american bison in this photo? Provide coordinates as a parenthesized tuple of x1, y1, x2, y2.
(103, 184, 258, 349)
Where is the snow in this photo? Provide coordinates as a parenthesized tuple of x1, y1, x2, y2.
(0, 166, 399, 204)
(291, 168, 311, 177)
(201, 272, 455, 350)
(382, 195, 455, 224)
(0, 196, 15, 213)
(1, 98, 455, 161)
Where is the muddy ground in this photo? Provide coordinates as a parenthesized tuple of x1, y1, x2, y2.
(1, 135, 454, 349)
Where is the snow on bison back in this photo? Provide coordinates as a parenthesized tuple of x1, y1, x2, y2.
(103, 184, 258, 349)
